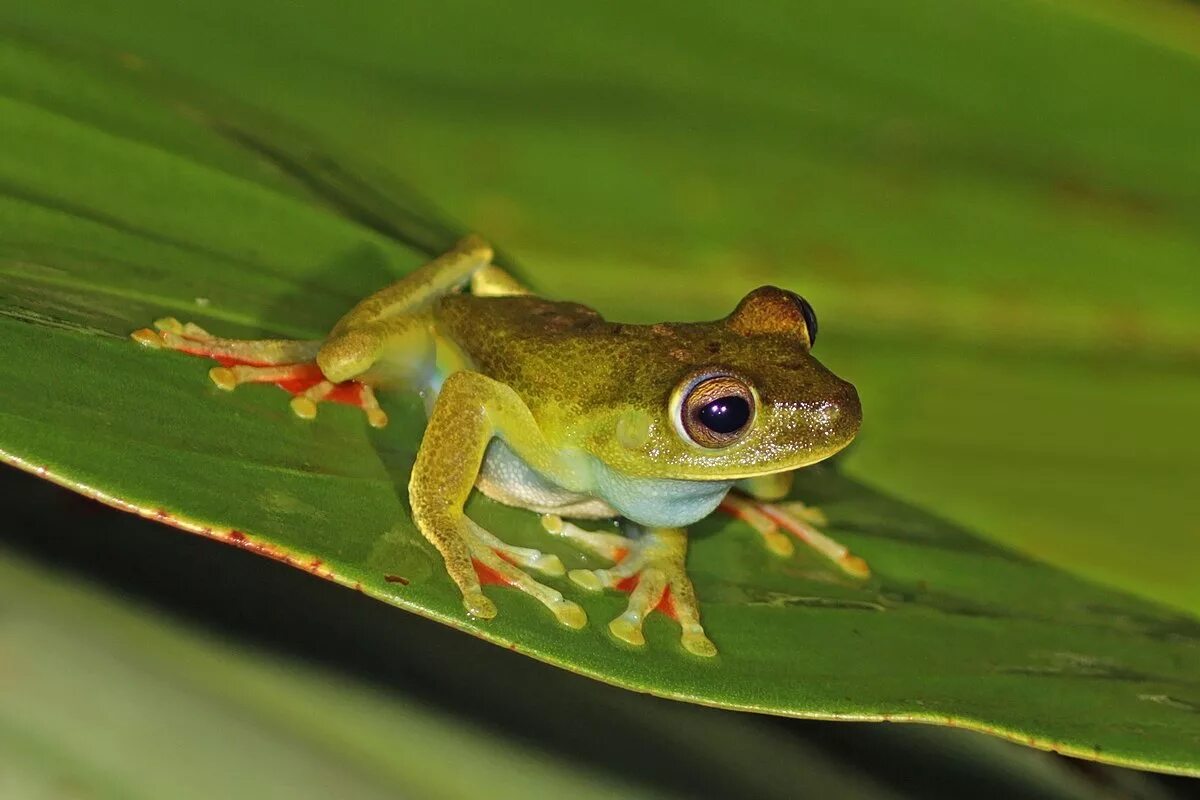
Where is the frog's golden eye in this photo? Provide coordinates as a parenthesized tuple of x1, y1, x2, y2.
(680, 375, 756, 448)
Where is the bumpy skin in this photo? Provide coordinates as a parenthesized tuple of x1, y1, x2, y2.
(131, 235, 864, 657)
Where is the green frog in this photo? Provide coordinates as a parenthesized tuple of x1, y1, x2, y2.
(132, 235, 865, 656)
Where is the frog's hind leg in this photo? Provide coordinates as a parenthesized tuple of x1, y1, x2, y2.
(132, 235, 497, 427)
(130, 317, 388, 426)
(315, 234, 494, 383)
(133, 316, 321, 365)
(723, 474, 870, 579)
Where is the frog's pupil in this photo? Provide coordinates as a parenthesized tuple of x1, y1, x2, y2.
(698, 396, 750, 434)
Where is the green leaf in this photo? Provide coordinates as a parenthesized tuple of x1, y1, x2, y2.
(7, 489, 1165, 800)
(1, 32, 1199, 780)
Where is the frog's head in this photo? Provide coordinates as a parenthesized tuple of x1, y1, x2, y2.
(583, 287, 861, 481)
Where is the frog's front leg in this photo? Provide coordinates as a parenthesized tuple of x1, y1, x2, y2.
(721, 472, 870, 578)
(410, 370, 587, 629)
(543, 516, 717, 657)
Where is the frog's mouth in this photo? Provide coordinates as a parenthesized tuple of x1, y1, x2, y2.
(718, 442, 854, 482)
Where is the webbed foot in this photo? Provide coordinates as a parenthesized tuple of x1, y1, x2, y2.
(719, 493, 869, 578)
(455, 517, 586, 629)
(543, 516, 716, 657)
(130, 318, 388, 428)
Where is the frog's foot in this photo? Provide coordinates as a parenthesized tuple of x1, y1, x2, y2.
(543, 517, 716, 657)
(130, 317, 388, 428)
(285, 380, 388, 429)
(456, 518, 585, 629)
(718, 494, 869, 578)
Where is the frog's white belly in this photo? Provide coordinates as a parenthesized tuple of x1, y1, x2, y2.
(475, 439, 733, 528)
(476, 439, 619, 518)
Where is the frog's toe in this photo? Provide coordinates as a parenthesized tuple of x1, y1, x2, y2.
(719, 494, 794, 557)
(291, 381, 390, 429)
(837, 553, 871, 579)
(464, 523, 587, 630)
(152, 317, 213, 340)
(603, 563, 716, 656)
(681, 627, 717, 658)
(152, 316, 184, 335)
(462, 590, 498, 620)
(291, 381, 336, 421)
(290, 394, 320, 419)
(607, 565, 667, 648)
(609, 615, 646, 647)
(568, 553, 641, 593)
(722, 494, 870, 579)
(209, 366, 237, 391)
(567, 568, 604, 592)
(531, 553, 566, 577)
(542, 514, 631, 561)
(474, 551, 586, 629)
(365, 405, 389, 429)
(467, 520, 565, 577)
(554, 599, 588, 630)
(764, 501, 870, 579)
(760, 529, 795, 558)
(785, 501, 828, 526)
(131, 327, 164, 348)
(564, 525, 717, 656)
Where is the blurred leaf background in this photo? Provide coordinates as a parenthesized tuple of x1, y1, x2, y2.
(2, 0, 1199, 796)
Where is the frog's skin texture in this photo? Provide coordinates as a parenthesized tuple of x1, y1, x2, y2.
(132, 236, 865, 657)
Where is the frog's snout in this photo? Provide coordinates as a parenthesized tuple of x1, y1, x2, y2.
(812, 378, 862, 448)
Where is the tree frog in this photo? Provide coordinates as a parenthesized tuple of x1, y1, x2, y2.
(132, 235, 865, 657)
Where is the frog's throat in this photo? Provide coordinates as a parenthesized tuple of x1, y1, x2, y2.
(591, 459, 735, 528)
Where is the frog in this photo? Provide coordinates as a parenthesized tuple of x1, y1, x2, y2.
(131, 235, 866, 657)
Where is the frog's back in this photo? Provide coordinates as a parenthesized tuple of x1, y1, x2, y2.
(434, 294, 613, 378)
(436, 293, 611, 346)
(433, 293, 750, 420)
(433, 293, 661, 411)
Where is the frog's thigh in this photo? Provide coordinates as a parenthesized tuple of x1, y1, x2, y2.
(409, 371, 584, 627)
(329, 234, 493, 337)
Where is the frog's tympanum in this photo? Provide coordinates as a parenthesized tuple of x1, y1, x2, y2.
(133, 236, 865, 656)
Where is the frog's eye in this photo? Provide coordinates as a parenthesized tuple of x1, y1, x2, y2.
(680, 375, 756, 448)
(786, 291, 818, 347)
